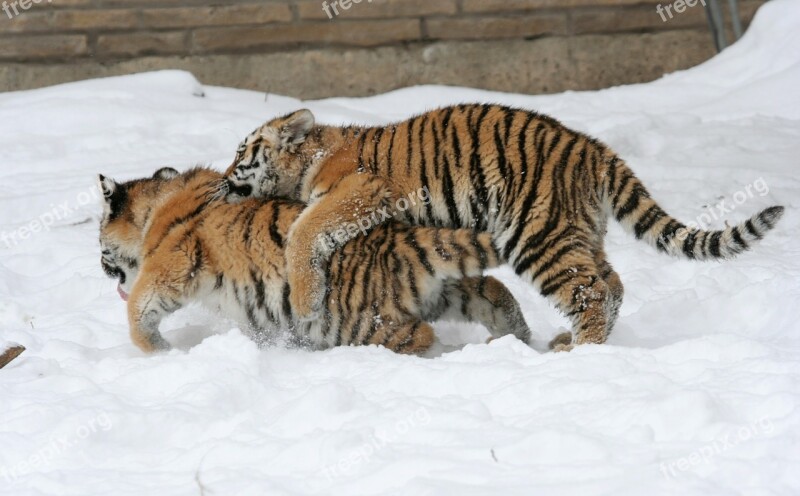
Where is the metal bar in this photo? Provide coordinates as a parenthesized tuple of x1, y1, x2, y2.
(728, 0, 744, 40)
(705, 0, 729, 52)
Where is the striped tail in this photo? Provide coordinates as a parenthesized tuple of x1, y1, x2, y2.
(406, 227, 501, 279)
(605, 158, 784, 260)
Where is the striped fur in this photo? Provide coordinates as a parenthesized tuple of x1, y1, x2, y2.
(223, 104, 785, 349)
(98, 167, 530, 354)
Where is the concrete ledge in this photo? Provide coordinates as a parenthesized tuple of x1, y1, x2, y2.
(0, 30, 716, 98)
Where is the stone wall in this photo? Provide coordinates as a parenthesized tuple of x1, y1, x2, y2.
(0, 0, 766, 97)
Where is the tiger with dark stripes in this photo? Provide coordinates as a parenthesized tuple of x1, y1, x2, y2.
(98, 166, 531, 354)
(223, 104, 784, 351)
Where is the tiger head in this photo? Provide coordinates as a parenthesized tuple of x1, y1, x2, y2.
(224, 109, 316, 202)
(97, 167, 180, 301)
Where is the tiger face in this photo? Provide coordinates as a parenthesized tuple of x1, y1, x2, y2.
(97, 167, 179, 300)
(224, 109, 315, 202)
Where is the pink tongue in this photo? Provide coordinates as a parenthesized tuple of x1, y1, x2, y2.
(117, 284, 129, 301)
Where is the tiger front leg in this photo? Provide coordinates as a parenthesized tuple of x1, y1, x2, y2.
(127, 272, 183, 353)
(286, 173, 394, 321)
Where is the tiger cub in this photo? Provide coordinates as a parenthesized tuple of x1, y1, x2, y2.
(98, 166, 531, 354)
(223, 104, 784, 351)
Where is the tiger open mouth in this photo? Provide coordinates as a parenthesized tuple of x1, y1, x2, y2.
(224, 180, 252, 201)
(101, 259, 129, 301)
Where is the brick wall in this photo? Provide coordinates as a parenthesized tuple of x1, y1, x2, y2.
(0, 0, 764, 62)
(0, 0, 766, 95)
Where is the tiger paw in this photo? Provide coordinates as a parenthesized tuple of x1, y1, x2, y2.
(133, 332, 172, 353)
(288, 268, 326, 322)
(548, 330, 573, 351)
(151, 335, 173, 352)
(552, 343, 574, 353)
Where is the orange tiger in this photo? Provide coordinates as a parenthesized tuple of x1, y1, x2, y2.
(223, 105, 784, 351)
(98, 166, 531, 354)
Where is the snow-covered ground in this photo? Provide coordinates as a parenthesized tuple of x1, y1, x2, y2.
(1, 0, 799, 494)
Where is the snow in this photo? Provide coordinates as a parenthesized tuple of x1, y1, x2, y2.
(1, 0, 799, 494)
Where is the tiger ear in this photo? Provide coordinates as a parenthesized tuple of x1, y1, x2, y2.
(97, 174, 117, 200)
(153, 167, 179, 180)
(278, 109, 315, 149)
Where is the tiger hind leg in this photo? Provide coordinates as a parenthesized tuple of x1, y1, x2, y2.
(554, 270, 610, 350)
(595, 253, 624, 334)
(371, 321, 436, 356)
(436, 277, 532, 344)
(514, 239, 611, 350)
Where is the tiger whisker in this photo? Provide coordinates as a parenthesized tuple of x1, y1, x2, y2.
(205, 178, 230, 202)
